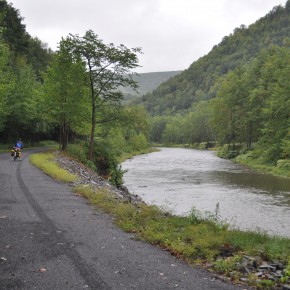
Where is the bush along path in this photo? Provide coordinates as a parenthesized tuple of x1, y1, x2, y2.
(33, 151, 290, 290)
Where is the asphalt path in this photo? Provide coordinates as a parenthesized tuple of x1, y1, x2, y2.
(0, 149, 245, 290)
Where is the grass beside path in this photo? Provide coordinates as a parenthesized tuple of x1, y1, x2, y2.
(30, 151, 77, 183)
(30, 151, 290, 290)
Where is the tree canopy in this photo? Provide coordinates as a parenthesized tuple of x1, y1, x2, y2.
(64, 30, 142, 159)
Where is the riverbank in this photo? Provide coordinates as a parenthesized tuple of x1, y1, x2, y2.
(234, 155, 290, 179)
(123, 146, 290, 237)
(30, 150, 290, 290)
(211, 144, 290, 179)
(157, 143, 290, 179)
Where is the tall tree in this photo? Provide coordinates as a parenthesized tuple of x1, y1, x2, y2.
(255, 45, 290, 163)
(4, 56, 42, 141)
(42, 39, 89, 150)
(67, 30, 141, 160)
(0, 0, 29, 56)
(26, 36, 53, 81)
(0, 38, 15, 132)
(185, 101, 214, 144)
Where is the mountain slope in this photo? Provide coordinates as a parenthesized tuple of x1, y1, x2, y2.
(139, 1, 290, 115)
(120, 71, 181, 102)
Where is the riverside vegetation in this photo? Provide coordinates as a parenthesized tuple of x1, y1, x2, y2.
(141, 2, 290, 176)
(1, 1, 290, 287)
(30, 149, 290, 290)
(1, 1, 289, 178)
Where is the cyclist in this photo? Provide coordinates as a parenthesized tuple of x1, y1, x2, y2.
(15, 139, 23, 150)
(14, 138, 23, 160)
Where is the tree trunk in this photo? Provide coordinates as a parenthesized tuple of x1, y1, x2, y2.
(89, 102, 96, 160)
(61, 122, 68, 151)
(88, 61, 96, 161)
(247, 122, 253, 148)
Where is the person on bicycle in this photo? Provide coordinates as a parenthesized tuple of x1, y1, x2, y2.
(15, 139, 23, 149)
(14, 138, 23, 160)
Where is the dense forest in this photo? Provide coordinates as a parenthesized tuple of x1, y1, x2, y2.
(139, 1, 290, 115)
(0, 0, 149, 185)
(144, 1, 290, 173)
(0, 0, 289, 180)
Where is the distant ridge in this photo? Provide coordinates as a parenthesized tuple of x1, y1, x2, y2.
(120, 71, 181, 102)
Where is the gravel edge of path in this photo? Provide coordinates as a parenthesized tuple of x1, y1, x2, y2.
(54, 152, 144, 205)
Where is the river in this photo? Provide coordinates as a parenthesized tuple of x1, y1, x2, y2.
(122, 147, 290, 238)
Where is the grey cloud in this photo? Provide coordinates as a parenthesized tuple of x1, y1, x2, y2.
(9, 0, 288, 72)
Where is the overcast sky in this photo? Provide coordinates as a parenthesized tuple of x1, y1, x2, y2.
(8, 0, 287, 73)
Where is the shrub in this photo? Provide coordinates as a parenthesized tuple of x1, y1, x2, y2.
(66, 142, 96, 170)
(128, 133, 148, 151)
(277, 159, 290, 170)
(260, 144, 282, 165)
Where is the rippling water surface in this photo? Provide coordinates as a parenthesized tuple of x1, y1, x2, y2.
(122, 148, 290, 237)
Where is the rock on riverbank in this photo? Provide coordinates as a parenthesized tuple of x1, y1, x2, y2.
(54, 152, 143, 205)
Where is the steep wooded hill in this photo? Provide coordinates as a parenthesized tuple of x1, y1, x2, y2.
(139, 1, 290, 115)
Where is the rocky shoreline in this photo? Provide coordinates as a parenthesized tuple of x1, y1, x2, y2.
(54, 152, 290, 290)
(54, 153, 143, 205)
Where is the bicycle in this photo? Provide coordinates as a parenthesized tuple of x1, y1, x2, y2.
(11, 147, 21, 161)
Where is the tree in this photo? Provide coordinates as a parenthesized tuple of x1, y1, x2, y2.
(255, 45, 290, 163)
(67, 30, 141, 160)
(0, 0, 29, 56)
(149, 116, 168, 143)
(162, 115, 185, 144)
(26, 36, 53, 80)
(0, 38, 15, 132)
(42, 39, 89, 150)
(185, 101, 215, 144)
(209, 72, 239, 147)
(3, 56, 43, 141)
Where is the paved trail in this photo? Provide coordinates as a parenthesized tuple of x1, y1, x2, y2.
(0, 149, 244, 289)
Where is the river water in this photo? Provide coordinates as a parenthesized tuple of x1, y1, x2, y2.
(122, 147, 290, 237)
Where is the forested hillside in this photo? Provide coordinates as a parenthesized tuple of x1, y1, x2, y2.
(146, 1, 289, 175)
(140, 1, 290, 115)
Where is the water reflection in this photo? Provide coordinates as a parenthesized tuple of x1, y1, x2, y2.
(122, 148, 290, 237)
(211, 170, 290, 193)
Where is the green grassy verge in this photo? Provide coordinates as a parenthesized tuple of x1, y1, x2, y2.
(235, 157, 290, 178)
(30, 151, 290, 289)
(30, 151, 77, 183)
